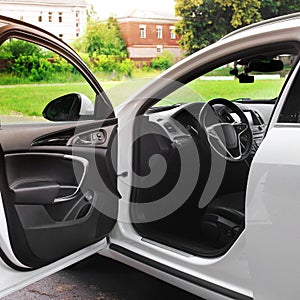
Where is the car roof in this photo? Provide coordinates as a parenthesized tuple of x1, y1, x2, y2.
(222, 12, 300, 41)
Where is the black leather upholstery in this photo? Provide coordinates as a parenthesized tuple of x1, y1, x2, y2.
(206, 192, 245, 223)
(201, 192, 245, 247)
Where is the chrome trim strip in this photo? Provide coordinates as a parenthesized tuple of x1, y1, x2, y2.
(141, 238, 193, 258)
(274, 123, 300, 128)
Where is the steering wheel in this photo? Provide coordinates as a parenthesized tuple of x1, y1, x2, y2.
(199, 98, 253, 162)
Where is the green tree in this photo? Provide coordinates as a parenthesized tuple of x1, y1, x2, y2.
(261, 0, 300, 19)
(175, 0, 231, 54)
(87, 4, 98, 21)
(175, 0, 300, 54)
(82, 17, 127, 57)
(215, 0, 261, 28)
(73, 17, 133, 78)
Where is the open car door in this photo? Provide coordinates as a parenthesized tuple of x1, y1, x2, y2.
(0, 16, 119, 297)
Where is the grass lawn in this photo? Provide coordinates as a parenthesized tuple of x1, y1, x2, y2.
(162, 78, 285, 105)
(0, 78, 285, 117)
(0, 82, 118, 116)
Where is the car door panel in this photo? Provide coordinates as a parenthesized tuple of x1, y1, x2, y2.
(0, 120, 119, 269)
(0, 16, 120, 297)
(6, 153, 86, 204)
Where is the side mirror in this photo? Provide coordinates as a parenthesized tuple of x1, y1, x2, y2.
(43, 93, 94, 121)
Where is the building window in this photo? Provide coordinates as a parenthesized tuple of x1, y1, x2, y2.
(170, 26, 176, 39)
(48, 12, 52, 22)
(76, 23, 79, 28)
(156, 25, 163, 39)
(76, 33, 80, 38)
(157, 45, 163, 54)
(139, 25, 146, 39)
(59, 12, 62, 23)
(76, 11, 80, 18)
(59, 34, 63, 39)
(38, 13, 42, 22)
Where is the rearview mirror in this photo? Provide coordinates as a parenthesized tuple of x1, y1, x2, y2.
(43, 93, 94, 121)
(247, 59, 284, 73)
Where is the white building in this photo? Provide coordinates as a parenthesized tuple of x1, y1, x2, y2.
(0, 0, 88, 42)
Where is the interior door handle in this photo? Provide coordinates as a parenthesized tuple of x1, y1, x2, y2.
(70, 136, 93, 146)
(54, 155, 89, 203)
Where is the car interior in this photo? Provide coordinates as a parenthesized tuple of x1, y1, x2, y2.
(130, 44, 300, 257)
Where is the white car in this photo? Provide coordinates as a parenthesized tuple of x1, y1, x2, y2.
(0, 13, 300, 300)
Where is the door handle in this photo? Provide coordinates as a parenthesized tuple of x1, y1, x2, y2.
(70, 136, 93, 146)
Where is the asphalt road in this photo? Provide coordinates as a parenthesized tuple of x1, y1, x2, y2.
(4, 255, 202, 300)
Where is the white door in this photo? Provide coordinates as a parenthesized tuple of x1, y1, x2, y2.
(246, 60, 300, 299)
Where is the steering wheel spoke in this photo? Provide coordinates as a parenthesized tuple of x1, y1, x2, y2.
(233, 123, 248, 134)
(199, 99, 253, 162)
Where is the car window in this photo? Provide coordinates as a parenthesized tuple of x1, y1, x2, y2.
(158, 54, 296, 107)
(278, 60, 300, 123)
(0, 38, 96, 124)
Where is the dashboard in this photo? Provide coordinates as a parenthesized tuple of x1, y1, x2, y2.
(146, 100, 275, 157)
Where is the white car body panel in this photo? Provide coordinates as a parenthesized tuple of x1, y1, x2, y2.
(246, 126, 300, 299)
(245, 59, 300, 299)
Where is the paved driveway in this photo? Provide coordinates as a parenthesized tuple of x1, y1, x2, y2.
(4, 255, 201, 299)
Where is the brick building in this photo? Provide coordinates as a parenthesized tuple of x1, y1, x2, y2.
(117, 9, 183, 64)
(0, 0, 88, 42)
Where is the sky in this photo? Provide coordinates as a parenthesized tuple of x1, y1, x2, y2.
(87, 0, 175, 20)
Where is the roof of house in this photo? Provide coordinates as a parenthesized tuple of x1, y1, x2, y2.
(117, 9, 180, 23)
(0, 0, 88, 6)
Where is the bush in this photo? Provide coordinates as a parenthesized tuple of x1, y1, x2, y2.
(0, 39, 41, 60)
(115, 59, 134, 77)
(1, 37, 135, 83)
(91, 54, 134, 79)
(8, 54, 75, 82)
(150, 51, 175, 70)
(51, 55, 74, 73)
(92, 54, 117, 73)
(9, 55, 51, 81)
(77, 52, 93, 69)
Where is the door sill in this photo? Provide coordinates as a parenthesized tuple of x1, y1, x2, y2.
(141, 237, 193, 258)
(109, 243, 252, 300)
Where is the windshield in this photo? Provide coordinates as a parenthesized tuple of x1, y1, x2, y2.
(158, 53, 296, 106)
